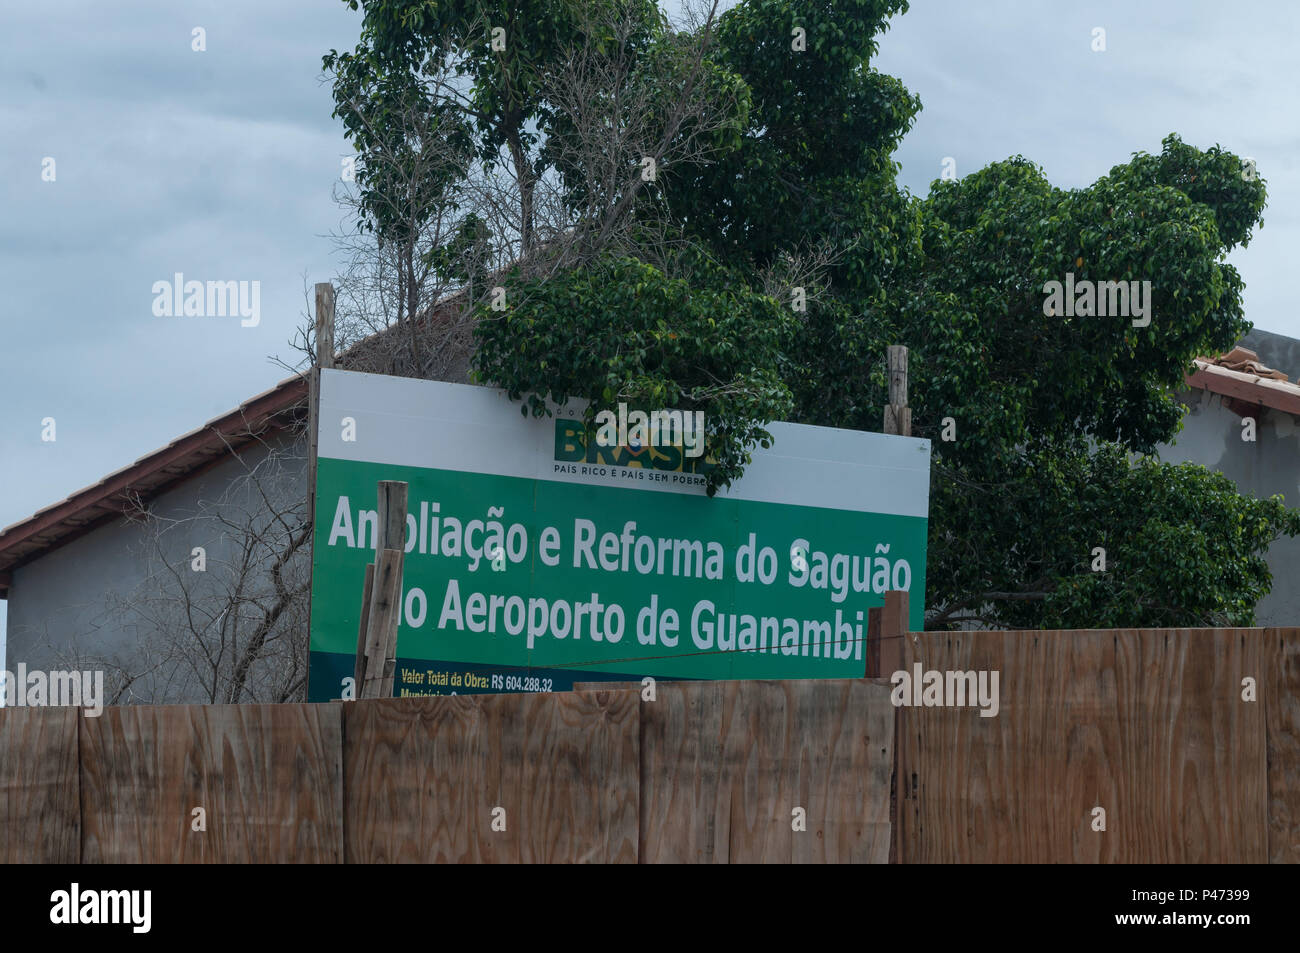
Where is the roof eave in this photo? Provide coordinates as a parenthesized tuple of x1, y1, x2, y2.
(1186, 360, 1300, 418)
(0, 374, 308, 576)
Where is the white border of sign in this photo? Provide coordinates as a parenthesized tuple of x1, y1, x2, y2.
(318, 369, 932, 517)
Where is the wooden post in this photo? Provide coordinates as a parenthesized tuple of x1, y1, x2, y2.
(353, 563, 376, 694)
(879, 588, 910, 866)
(307, 283, 336, 528)
(360, 481, 408, 699)
(881, 348, 914, 861)
(880, 589, 909, 677)
(303, 283, 335, 697)
(866, 590, 909, 678)
(316, 283, 337, 371)
(865, 607, 882, 678)
(883, 345, 911, 437)
(363, 549, 404, 699)
(374, 480, 408, 564)
(375, 480, 407, 699)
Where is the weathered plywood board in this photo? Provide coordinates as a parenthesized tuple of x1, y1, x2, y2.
(79, 704, 343, 863)
(1264, 627, 1300, 863)
(0, 706, 81, 863)
(897, 629, 1268, 863)
(343, 690, 639, 863)
(5, 625, 1285, 864)
(640, 679, 893, 863)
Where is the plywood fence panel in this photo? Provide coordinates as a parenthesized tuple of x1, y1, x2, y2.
(4, 624, 1290, 865)
(639, 678, 893, 863)
(1264, 627, 1300, 863)
(0, 706, 80, 863)
(79, 704, 343, 863)
(897, 628, 1268, 863)
(343, 690, 639, 863)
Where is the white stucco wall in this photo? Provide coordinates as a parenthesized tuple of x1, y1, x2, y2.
(4, 430, 306, 702)
(1157, 329, 1300, 626)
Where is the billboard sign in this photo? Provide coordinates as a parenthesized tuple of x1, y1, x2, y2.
(307, 369, 930, 699)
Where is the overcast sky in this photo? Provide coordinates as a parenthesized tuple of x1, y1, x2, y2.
(2, 0, 1298, 647)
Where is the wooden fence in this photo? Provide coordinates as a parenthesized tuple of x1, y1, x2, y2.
(896, 627, 1296, 863)
(1, 625, 1296, 863)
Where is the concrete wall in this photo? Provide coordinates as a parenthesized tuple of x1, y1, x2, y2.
(1242, 327, 1300, 380)
(1157, 328, 1300, 626)
(5, 430, 307, 703)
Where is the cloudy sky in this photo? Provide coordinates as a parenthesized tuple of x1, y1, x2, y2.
(2, 0, 1298, 647)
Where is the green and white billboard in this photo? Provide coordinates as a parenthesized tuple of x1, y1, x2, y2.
(307, 369, 930, 700)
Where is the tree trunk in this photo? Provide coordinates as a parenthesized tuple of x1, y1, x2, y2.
(405, 243, 422, 370)
(508, 126, 534, 255)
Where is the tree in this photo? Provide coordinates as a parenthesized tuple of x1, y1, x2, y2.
(324, 45, 486, 381)
(589, 0, 1300, 627)
(922, 443, 1299, 629)
(335, 0, 1300, 627)
(474, 252, 797, 492)
(323, 0, 747, 356)
(328, 0, 778, 491)
(879, 138, 1296, 628)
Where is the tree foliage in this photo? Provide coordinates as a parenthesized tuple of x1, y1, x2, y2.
(330, 0, 1300, 627)
(475, 253, 796, 491)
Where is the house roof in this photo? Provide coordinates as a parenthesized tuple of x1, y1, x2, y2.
(0, 375, 307, 597)
(1186, 346, 1300, 418)
(0, 299, 476, 598)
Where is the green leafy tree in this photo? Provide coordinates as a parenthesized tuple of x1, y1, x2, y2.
(474, 253, 796, 492)
(331, 0, 1300, 626)
(880, 137, 1293, 627)
(326, 0, 657, 254)
(658, 0, 1298, 626)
